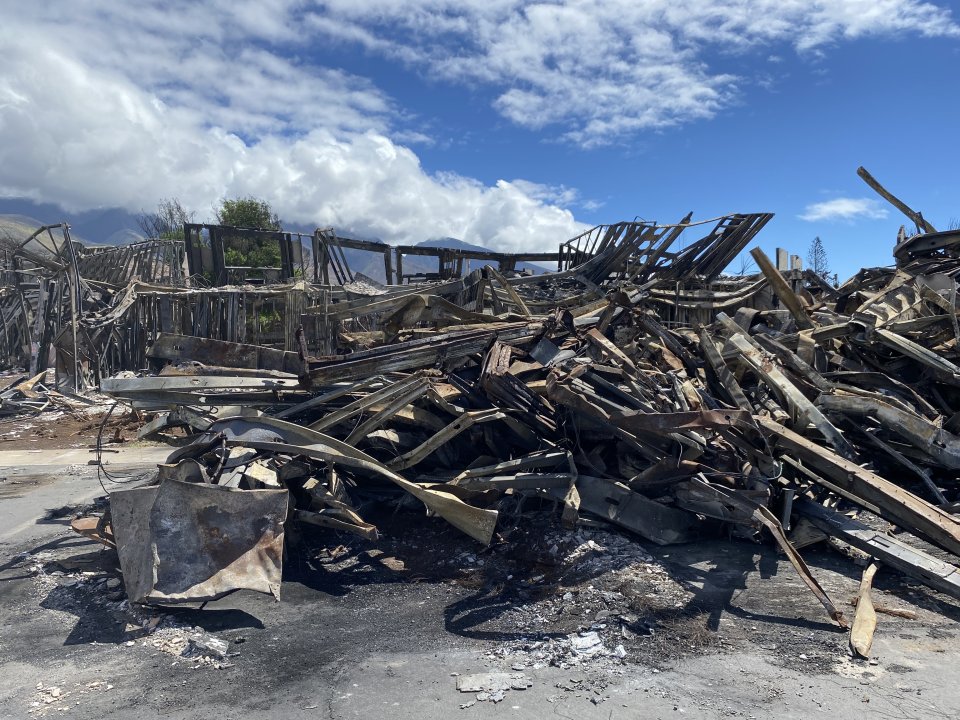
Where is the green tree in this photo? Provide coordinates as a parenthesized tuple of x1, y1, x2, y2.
(136, 198, 194, 239)
(214, 196, 281, 230)
(213, 196, 283, 270)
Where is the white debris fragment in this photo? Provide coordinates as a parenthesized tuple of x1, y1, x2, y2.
(185, 634, 230, 660)
(570, 631, 604, 656)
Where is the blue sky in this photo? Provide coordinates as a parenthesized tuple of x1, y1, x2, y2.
(1, 1, 958, 279)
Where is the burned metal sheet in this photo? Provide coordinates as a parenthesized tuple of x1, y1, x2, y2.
(571, 476, 703, 545)
(204, 415, 500, 545)
(110, 479, 287, 604)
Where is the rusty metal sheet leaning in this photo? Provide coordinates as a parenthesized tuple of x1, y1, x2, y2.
(110, 480, 287, 605)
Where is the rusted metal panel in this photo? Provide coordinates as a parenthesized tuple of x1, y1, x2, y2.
(110, 479, 287, 604)
(148, 333, 304, 375)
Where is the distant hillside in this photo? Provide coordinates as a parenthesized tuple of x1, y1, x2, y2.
(104, 228, 144, 245)
(330, 237, 554, 284)
(0, 198, 144, 246)
(0, 213, 123, 252)
(0, 214, 76, 259)
(0, 215, 44, 245)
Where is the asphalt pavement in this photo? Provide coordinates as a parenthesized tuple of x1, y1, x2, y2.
(1, 450, 959, 719)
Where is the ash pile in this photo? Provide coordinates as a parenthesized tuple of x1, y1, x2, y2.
(71, 168, 960, 661)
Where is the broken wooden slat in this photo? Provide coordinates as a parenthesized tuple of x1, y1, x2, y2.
(750, 247, 815, 330)
(850, 562, 879, 658)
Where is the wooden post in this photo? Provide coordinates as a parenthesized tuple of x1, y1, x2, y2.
(857, 166, 936, 234)
(750, 247, 815, 330)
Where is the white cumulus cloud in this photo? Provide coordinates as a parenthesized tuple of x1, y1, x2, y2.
(0, 4, 586, 252)
(799, 197, 890, 222)
(308, 0, 959, 145)
(0, 0, 957, 252)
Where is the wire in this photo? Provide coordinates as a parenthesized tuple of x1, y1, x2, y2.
(95, 401, 144, 490)
(759, 459, 784, 482)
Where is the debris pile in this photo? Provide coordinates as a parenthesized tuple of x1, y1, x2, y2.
(0, 371, 58, 415)
(57, 168, 960, 659)
(0, 370, 97, 416)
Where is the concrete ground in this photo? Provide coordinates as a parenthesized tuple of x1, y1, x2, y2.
(1, 447, 959, 719)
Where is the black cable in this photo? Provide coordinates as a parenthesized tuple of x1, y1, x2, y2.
(95, 401, 143, 488)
